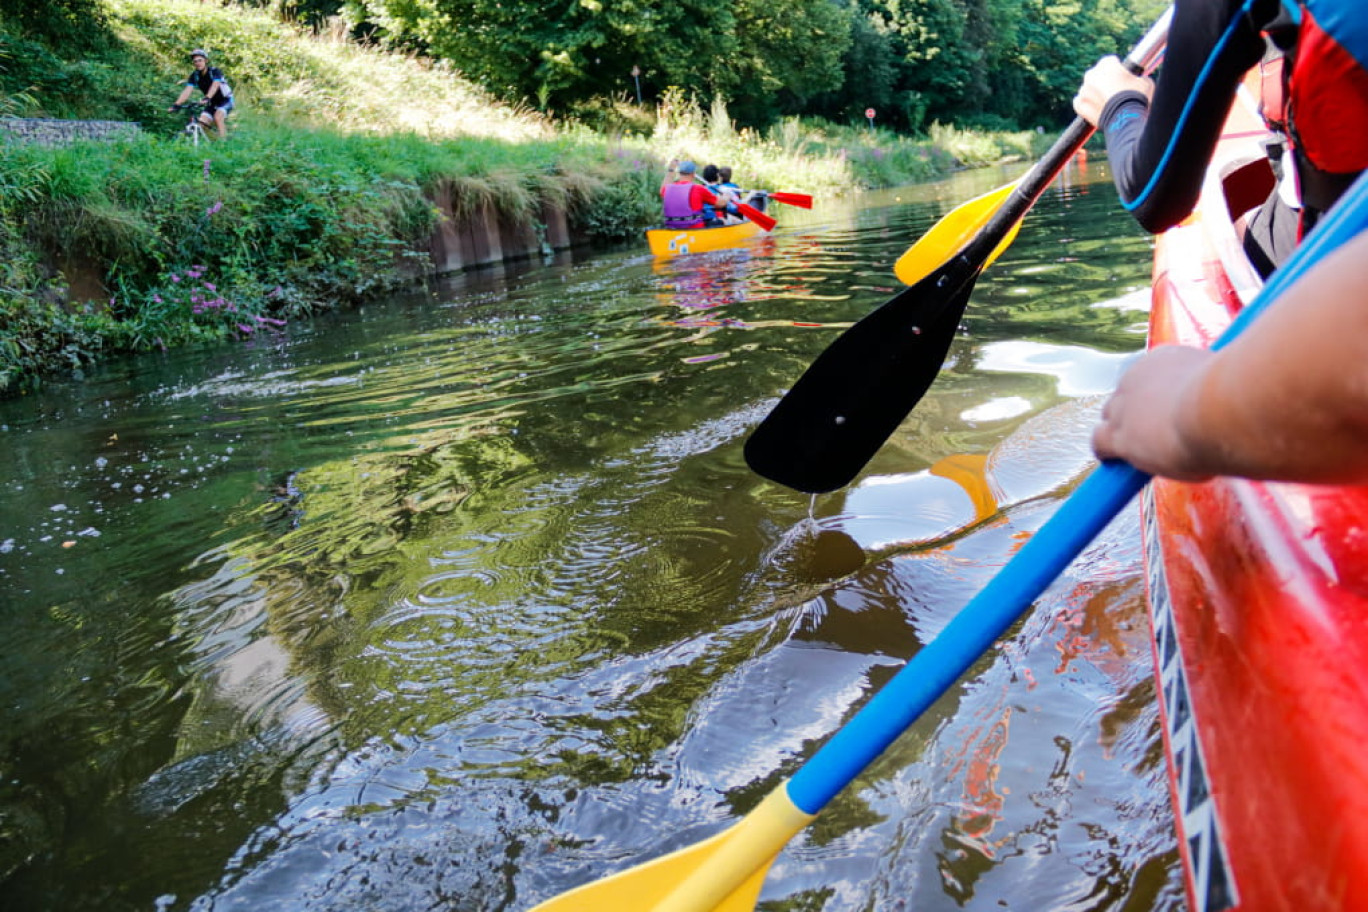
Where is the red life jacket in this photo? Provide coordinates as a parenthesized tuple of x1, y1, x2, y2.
(1286, 0, 1368, 174)
(1282, 0, 1368, 211)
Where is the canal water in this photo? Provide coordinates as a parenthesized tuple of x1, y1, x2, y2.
(0, 161, 1185, 911)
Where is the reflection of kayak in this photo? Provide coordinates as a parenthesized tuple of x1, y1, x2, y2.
(645, 220, 768, 257)
(1142, 77, 1368, 911)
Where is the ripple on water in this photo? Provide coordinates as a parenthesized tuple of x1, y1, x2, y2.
(0, 173, 1179, 912)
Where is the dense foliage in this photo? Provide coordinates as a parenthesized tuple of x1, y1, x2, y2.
(342, 0, 1167, 130)
(0, 0, 1167, 131)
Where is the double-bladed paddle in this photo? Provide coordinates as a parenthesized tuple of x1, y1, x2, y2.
(765, 191, 813, 209)
(695, 185, 778, 232)
(528, 166, 1368, 912)
(743, 8, 1172, 494)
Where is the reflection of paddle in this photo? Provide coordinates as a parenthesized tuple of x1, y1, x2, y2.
(529, 170, 1368, 912)
(743, 11, 1171, 494)
(930, 453, 996, 522)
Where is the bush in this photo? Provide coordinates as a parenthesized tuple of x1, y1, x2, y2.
(0, 0, 114, 50)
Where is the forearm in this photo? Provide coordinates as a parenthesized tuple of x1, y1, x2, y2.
(1095, 233, 1368, 483)
(1106, 0, 1265, 232)
(1181, 241, 1368, 482)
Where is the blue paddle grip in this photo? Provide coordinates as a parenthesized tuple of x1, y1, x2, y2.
(787, 169, 1368, 816)
(787, 460, 1148, 813)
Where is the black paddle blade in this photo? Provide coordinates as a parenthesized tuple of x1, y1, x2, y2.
(745, 269, 979, 493)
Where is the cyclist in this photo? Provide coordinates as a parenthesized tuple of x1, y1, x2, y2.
(169, 49, 234, 140)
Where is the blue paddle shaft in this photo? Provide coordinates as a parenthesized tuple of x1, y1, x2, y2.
(787, 170, 1368, 815)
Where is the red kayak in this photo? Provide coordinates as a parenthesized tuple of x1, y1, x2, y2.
(1142, 76, 1368, 911)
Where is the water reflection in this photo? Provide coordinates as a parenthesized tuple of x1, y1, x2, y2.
(0, 161, 1182, 911)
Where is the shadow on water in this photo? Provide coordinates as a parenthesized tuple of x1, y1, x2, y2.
(0, 160, 1181, 911)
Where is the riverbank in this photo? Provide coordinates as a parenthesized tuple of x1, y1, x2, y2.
(0, 0, 1052, 395)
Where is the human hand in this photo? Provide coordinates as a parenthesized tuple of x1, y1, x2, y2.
(1093, 345, 1216, 481)
(1073, 55, 1154, 126)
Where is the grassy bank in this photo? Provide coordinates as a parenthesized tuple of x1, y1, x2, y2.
(0, 0, 1049, 395)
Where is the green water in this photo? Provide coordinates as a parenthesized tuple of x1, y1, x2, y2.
(0, 162, 1183, 911)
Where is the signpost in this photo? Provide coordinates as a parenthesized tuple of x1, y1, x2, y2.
(632, 65, 642, 105)
(865, 107, 875, 131)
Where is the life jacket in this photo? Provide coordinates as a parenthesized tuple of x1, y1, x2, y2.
(1275, 0, 1368, 213)
(700, 181, 722, 221)
(662, 182, 703, 228)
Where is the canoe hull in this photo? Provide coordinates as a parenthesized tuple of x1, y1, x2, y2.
(1143, 78, 1368, 912)
(646, 220, 766, 257)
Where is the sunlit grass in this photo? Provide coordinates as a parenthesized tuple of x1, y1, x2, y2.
(109, 0, 549, 142)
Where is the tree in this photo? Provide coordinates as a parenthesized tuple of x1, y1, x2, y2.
(352, 0, 849, 122)
(0, 0, 112, 50)
(810, 6, 901, 124)
(724, 0, 852, 125)
(346, 0, 1164, 129)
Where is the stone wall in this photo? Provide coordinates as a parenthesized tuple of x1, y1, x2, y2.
(21, 121, 582, 296)
(426, 181, 574, 274)
(0, 118, 142, 146)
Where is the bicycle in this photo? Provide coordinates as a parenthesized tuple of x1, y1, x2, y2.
(172, 101, 211, 145)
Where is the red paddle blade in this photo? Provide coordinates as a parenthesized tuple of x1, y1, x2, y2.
(767, 191, 813, 209)
(738, 203, 777, 231)
(699, 187, 777, 232)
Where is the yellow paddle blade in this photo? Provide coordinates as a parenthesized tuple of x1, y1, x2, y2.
(894, 180, 1024, 286)
(528, 787, 816, 912)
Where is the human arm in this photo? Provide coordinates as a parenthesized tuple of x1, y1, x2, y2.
(170, 84, 194, 110)
(1092, 231, 1368, 484)
(1073, 0, 1269, 233)
(660, 159, 678, 194)
(1073, 55, 1153, 125)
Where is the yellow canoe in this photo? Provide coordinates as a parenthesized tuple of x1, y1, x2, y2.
(646, 220, 767, 257)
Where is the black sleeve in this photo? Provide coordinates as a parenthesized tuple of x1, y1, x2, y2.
(1100, 0, 1272, 233)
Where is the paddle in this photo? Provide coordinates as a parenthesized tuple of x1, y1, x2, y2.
(697, 185, 778, 232)
(766, 191, 813, 209)
(528, 167, 1368, 912)
(742, 9, 1172, 494)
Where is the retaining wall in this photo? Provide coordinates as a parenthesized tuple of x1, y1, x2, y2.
(0, 118, 142, 146)
(426, 180, 573, 274)
(9, 119, 582, 297)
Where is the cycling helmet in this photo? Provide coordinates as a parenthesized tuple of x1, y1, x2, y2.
(189, 49, 209, 60)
